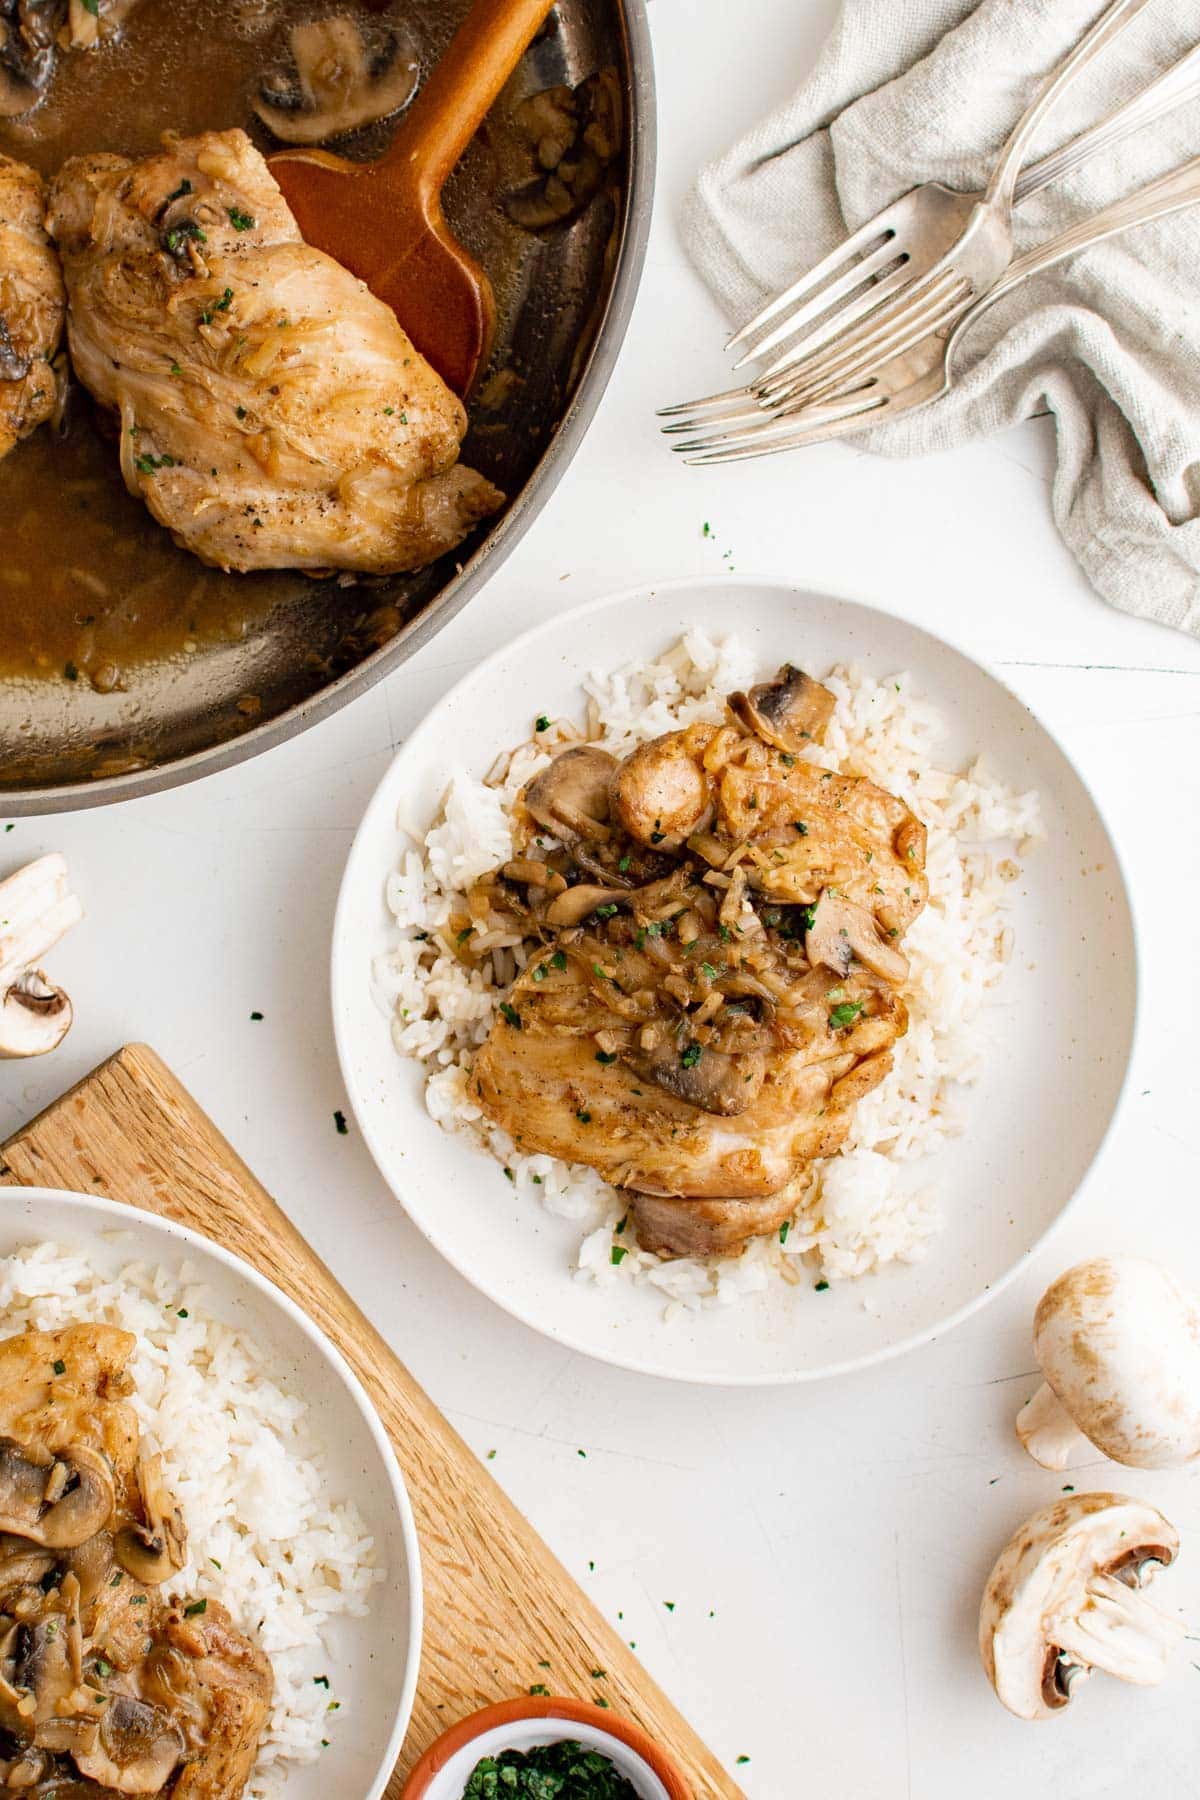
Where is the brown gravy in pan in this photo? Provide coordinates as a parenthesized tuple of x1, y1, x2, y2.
(0, 0, 527, 687)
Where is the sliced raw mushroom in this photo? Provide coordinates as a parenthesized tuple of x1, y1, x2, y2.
(73, 1694, 185, 1794)
(979, 1493, 1184, 1720)
(522, 745, 617, 841)
(610, 735, 713, 850)
(0, 1440, 115, 1548)
(728, 664, 836, 752)
(0, 0, 58, 115)
(0, 854, 83, 1058)
(805, 890, 908, 986)
(254, 16, 417, 145)
(114, 1452, 187, 1585)
(1016, 1258, 1200, 1470)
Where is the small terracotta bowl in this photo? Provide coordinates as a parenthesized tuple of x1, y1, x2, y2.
(400, 1696, 692, 1799)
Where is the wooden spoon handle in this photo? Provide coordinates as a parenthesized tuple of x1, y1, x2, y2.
(384, 0, 558, 197)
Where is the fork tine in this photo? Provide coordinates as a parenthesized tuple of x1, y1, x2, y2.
(668, 388, 881, 458)
(731, 235, 910, 370)
(761, 269, 968, 408)
(752, 259, 930, 382)
(656, 379, 761, 419)
(725, 218, 898, 351)
(682, 397, 890, 465)
(660, 393, 773, 435)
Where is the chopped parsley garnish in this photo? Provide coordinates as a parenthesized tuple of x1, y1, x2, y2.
(794, 821, 808, 835)
(534, 715, 551, 732)
(779, 752, 796, 766)
(611, 1246, 628, 1265)
(250, 1010, 263, 1021)
(533, 964, 548, 981)
(63, 662, 78, 682)
(200, 287, 234, 325)
(679, 1042, 702, 1069)
(576, 1110, 591, 1124)
(550, 949, 567, 971)
(618, 854, 632, 873)
(779, 1221, 790, 1245)
(313, 1676, 330, 1689)
(235, 405, 247, 420)
(700, 962, 718, 979)
(227, 206, 256, 231)
(815, 1278, 830, 1292)
(184, 1599, 207, 1618)
(527, 1684, 550, 1697)
(333, 1110, 349, 1135)
(499, 1002, 522, 1029)
(93, 1658, 112, 1678)
(595, 1050, 618, 1065)
(592, 902, 618, 920)
(135, 452, 177, 474)
(52, 1359, 66, 1375)
(829, 1001, 864, 1029)
(164, 221, 206, 255)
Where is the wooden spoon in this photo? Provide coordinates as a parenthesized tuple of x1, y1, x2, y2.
(269, 0, 558, 397)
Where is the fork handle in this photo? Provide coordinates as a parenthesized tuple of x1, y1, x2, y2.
(961, 152, 1200, 340)
(986, 0, 1156, 213)
(1017, 42, 1200, 205)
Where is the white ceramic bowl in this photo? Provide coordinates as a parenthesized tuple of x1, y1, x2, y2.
(333, 576, 1138, 1386)
(0, 1187, 422, 1800)
(399, 1698, 688, 1800)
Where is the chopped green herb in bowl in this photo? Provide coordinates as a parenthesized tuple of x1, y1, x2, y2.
(462, 1740, 639, 1799)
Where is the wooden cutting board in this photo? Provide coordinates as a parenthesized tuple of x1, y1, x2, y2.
(0, 1044, 741, 1799)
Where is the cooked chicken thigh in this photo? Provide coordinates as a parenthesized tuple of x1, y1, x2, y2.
(468, 667, 929, 1257)
(46, 129, 503, 575)
(0, 152, 64, 460)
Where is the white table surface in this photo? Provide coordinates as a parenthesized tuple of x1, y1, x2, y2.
(5, 2, 1200, 1794)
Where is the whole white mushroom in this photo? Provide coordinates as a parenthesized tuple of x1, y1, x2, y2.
(1016, 1257, 1200, 1471)
(980, 1493, 1183, 1720)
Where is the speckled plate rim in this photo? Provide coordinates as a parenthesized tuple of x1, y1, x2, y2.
(331, 573, 1141, 1387)
(0, 1185, 423, 1797)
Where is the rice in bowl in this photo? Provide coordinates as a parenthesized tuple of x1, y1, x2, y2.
(0, 1241, 382, 1797)
(374, 632, 1043, 1314)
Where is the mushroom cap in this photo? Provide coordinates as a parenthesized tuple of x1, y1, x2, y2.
(728, 665, 836, 753)
(0, 1439, 115, 1547)
(522, 745, 617, 841)
(979, 1492, 1179, 1721)
(254, 16, 417, 147)
(73, 1694, 185, 1794)
(0, 970, 73, 1058)
(1033, 1257, 1200, 1468)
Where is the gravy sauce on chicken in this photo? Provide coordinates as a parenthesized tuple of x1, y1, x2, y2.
(0, 1323, 271, 1798)
(0, 0, 518, 687)
(468, 666, 930, 1259)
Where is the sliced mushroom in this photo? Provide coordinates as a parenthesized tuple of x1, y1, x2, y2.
(728, 664, 836, 752)
(1016, 1258, 1200, 1471)
(0, 1440, 115, 1548)
(610, 735, 713, 850)
(61, 0, 139, 50)
(0, 1593, 86, 1743)
(114, 1453, 187, 1586)
(0, 1533, 56, 1601)
(0, 855, 83, 1059)
(254, 16, 417, 146)
(622, 1036, 764, 1117)
(543, 883, 628, 928)
(805, 890, 908, 986)
(522, 746, 617, 841)
(980, 1493, 1184, 1720)
(506, 69, 623, 232)
(0, 0, 58, 117)
(73, 1694, 185, 1795)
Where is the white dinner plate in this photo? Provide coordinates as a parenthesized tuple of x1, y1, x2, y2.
(0, 1188, 422, 1799)
(332, 577, 1137, 1385)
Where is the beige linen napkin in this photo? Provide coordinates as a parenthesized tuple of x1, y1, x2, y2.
(683, 0, 1200, 637)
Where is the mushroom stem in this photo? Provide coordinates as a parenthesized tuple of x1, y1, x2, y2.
(1049, 1571, 1185, 1688)
(1015, 1381, 1093, 1470)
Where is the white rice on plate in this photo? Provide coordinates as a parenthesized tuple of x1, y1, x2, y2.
(373, 631, 1043, 1313)
(0, 1241, 382, 1796)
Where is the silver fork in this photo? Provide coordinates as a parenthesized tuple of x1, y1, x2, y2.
(661, 0, 1157, 426)
(672, 151, 1200, 464)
